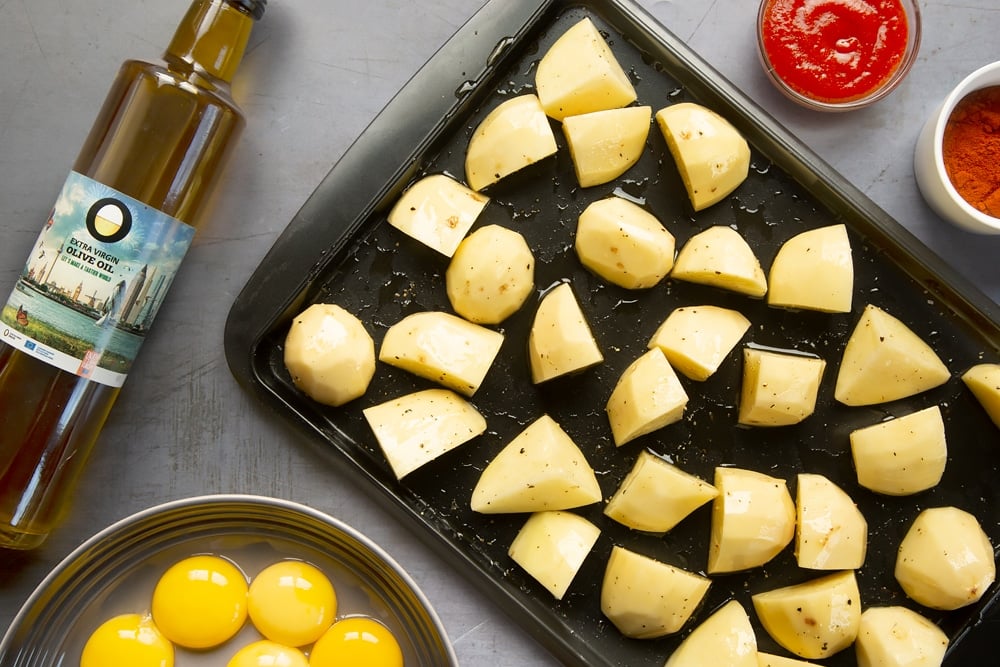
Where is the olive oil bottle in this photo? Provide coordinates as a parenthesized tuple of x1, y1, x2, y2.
(0, 0, 266, 549)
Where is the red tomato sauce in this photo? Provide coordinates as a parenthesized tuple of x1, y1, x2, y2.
(760, 0, 910, 104)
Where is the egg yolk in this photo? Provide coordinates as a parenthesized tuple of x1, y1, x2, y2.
(151, 554, 249, 649)
(80, 613, 174, 667)
(248, 560, 337, 646)
(308, 616, 403, 667)
(227, 640, 310, 667)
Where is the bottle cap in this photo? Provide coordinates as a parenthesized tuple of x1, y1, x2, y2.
(229, 0, 266, 20)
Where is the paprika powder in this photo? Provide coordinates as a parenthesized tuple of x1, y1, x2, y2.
(942, 85, 1000, 218)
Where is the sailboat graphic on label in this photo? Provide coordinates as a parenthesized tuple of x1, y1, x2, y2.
(95, 279, 126, 327)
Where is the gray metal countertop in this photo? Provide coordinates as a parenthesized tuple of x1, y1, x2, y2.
(2, 1, 998, 664)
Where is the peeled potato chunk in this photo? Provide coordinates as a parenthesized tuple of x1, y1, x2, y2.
(386, 174, 489, 257)
(656, 102, 751, 211)
(606, 348, 689, 447)
(465, 94, 558, 191)
(767, 224, 853, 313)
(446, 224, 534, 325)
(528, 282, 604, 383)
(508, 510, 600, 600)
(603, 449, 718, 534)
(849, 406, 947, 496)
(834, 304, 951, 406)
(962, 362, 1000, 429)
(795, 473, 867, 570)
(708, 467, 795, 574)
(600, 546, 711, 639)
(855, 606, 949, 667)
(362, 389, 486, 479)
(563, 105, 651, 187)
(535, 17, 637, 121)
(751, 571, 862, 660)
(895, 506, 996, 611)
(379, 311, 504, 396)
(664, 599, 758, 667)
(575, 196, 675, 289)
(738, 347, 826, 427)
(671, 226, 767, 297)
(647, 305, 750, 381)
(757, 653, 819, 667)
(470, 414, 601, 514)
(283, 303, 375, 407)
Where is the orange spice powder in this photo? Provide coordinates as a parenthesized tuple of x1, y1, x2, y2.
(942, 85, 1000, 218)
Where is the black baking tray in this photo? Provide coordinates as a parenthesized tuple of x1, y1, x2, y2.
(224, 0, 1000, 664)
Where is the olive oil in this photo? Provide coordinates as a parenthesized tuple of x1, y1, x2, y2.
(0, 0, 266, 549)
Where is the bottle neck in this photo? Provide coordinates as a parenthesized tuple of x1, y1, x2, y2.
(164, 0, 258, 84)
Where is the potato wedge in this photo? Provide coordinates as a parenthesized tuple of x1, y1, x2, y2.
(751, 571, 862, 660)
(656, 102, 751, 211)
(470, 414, 601, 514)
(962, 362, 1000, 429)
(508, 510, 600, 600)
(283, 303, 375, 407)
(600, 545, 711, 639)
(528, 281, 604, 383)
(849, 406, 947, 496)
(664, 599, 758, 667)
(708, 467, 795, 574)
(647, 305, 750, 381)
(767, 224, 853, 313)
(563, 105, 651, 187)
(465, 94, 558, 191)
(446, 224, 534, 325)
(362, 388, 486, 479)
(606, 348, 689, 446)
(603, 449, 718, 534)
(855, 606, 949, 667)
(671, 225, 767, 297)
(379, 311, 504, 396)
(575, 196, 675, 290)
(738, 347, 826, 427)
(386, 174, 489, 257)
(757, 653, 818, 667)
(895, 506, 996, 611)
(535, 17, 637, 121)
(795, 473, 867, 570)
(834, 304, 951, 406)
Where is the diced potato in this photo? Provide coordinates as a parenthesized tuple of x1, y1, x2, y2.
(757, 653, 819, 667)
(378, 311, 504, 396)
(470, 414, 601, 514)
(575, 196, 675, 290)
(647, 305, 750, 381)
(894, 506, 996, 611)
(465, 94, 558, 191)
(508, 510, 600, 600)
(834, 304, 951, 406)
(606, 348, 689, 446)
(671, 226, 767, 297)
(563, 105, 651, 187)
(604, 450, 717, 534)
(528, 282, 604, 383)
(535, 17, 637, 121)
(600, 545, 711, 639)
(362, 388, 486, 479)
(283, 303, 375, 407)
(446, 224, 534, 325)
(655, 102, 751, 211)
(386, 174, 489, 257)
(664, 599, 758, 667)
(767, 224, 853, 313)
(855, 606, 949, 667)
(795, 473, 867, 570)
(962, 363, 1000, 429)
(849, 406, 947, 496)
(738, 347, 826, 427)
(708, 467, 795, 574)
(751, 571, 862, 660)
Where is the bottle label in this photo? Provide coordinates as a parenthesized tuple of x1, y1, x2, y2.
(0, 171, 195, 388)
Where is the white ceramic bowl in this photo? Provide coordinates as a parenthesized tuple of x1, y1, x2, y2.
(914, 61, 1000, 234)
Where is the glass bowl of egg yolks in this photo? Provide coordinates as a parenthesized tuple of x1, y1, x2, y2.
(0, 494, 458, 666)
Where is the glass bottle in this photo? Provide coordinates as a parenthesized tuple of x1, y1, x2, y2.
(0, 0, 267, 549)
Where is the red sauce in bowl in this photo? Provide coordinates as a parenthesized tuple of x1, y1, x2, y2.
(760, 0, 910, 105)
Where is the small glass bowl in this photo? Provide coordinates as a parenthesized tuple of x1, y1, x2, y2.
(756, 0, 922, 112)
